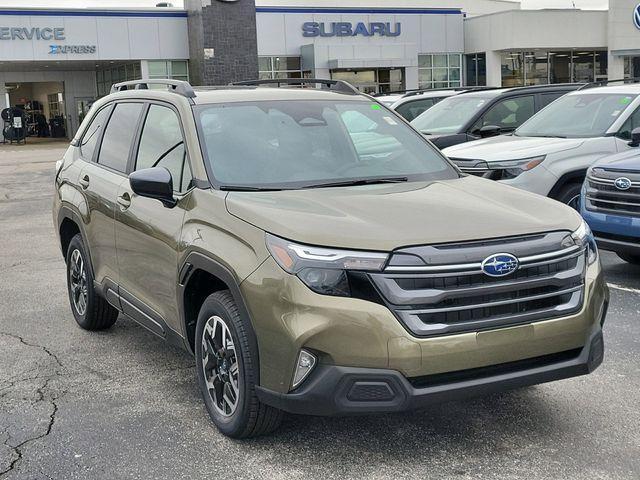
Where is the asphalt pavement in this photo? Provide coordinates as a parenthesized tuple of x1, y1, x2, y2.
(0, 142, 638, 479)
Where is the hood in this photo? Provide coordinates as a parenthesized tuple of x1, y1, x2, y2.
(594, 149, 640, 172)
(442, 135, 585, 162)
(225, 176, 582, 251)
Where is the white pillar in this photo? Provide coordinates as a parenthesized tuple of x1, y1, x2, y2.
(0, 81, 8, 111)
(485, 51, 502, 87)
(608, 52, 624, 80)
(405, 66, 419, 90)
(140, 60, 150, 79)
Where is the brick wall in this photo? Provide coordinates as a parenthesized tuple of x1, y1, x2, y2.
(186, 0, 259, 86)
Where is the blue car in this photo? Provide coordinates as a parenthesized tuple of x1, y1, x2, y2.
(581, 149, 640, 265)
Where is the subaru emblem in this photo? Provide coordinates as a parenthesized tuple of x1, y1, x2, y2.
(614, 177, 632, 190)
(481, 253, 519, 277)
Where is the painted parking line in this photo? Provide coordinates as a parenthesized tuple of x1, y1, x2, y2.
(607, 283, 640, 294)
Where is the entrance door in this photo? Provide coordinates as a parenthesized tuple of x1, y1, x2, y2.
(330, 68, 405, 94)
(76, 97, 96, 128)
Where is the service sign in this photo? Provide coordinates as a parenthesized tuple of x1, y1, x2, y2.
(0, 26, 97, 55)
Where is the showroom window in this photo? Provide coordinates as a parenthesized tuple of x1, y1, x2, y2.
(500, 50, 607, 85)
(258, 56, 303, 79)
(465, 53, 486, 86)
(96, 62, 141, 97)
(147, 60, 189, 82)
(418, 54, 462, 89)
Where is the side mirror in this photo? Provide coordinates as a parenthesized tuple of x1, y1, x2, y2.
(629, 127, 640, 147)
(477, 125, 502, 138)
(129, 167, 177, 208)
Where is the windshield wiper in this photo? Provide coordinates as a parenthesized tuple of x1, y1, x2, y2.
(302, 177, 408, 189)
(219, 185, 283, 191)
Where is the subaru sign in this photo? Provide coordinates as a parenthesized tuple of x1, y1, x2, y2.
(302, 22, 401, 38)
(634, 4, 640, 30)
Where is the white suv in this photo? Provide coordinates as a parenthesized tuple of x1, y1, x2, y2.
(442, 84, 640, 208)
(377, 89, 462, 121)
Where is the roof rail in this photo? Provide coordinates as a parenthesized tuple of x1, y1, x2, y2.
(231, 78, 360, 95)
(110, 79, 196, 98)
(580, 77, 640, 90)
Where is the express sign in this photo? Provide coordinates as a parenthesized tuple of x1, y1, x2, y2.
(302, 21, 401, 37)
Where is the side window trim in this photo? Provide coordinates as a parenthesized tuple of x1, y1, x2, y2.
(615, 105, 640, 140)
(95, 100, 145, 176)
(132, 100, 194, 194)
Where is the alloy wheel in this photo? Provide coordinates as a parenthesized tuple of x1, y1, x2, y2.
(69, 249, 88, 316)
(201, 315, 240, 417)
(567, 194, 581, 211)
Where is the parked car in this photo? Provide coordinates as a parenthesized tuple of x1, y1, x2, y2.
(376, 89, 464, 121)
(443, 84, 640, 208)
(580, 135, 640, 264)
(54, 78, 607, 439)
(411, 83, 583, 149)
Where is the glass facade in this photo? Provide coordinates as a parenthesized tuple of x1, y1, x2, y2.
(96, 62, 141, 97)
(418, 54, 462, 89)
(147, 60, 189, 81)
(258, 56, 303, 79)
(465, 53, 486, 86)
(500, 50, 607, 86)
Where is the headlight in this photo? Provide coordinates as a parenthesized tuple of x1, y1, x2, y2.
(490, 155, 546, 179)
(571, 220, 598, 265)
(266, 233, 388, 296)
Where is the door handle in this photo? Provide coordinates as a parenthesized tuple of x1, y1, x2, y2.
(79, 175, 90, 189)
(117, 192, 131, 209)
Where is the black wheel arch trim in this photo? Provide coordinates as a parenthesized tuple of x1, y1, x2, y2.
(549, 169, 587, 199)
(178, 251, 261, 363)
(57, 205, 97, 278)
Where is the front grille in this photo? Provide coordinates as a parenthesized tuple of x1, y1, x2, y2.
(585, 168, 640, 218)
(369, 232, 586, 337)
(449, 157, 489, 177)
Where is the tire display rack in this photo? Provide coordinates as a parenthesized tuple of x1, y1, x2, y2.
(2, 108, 28, 145)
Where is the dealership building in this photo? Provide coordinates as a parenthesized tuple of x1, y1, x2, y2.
(1, 0, 640, 138)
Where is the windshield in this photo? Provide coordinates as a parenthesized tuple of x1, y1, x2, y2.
(410, 95, 494, 134)
(516, 93, 637, 138)
(195, 100, 457, 189)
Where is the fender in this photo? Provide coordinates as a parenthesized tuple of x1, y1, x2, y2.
(177, 251, 261, 364)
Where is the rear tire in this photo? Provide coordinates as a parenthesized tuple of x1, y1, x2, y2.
(65, 234, 119, 330)
(195, 291, 283, 438)
(617, 253, 640, 265)
(555, 182, 583, 210)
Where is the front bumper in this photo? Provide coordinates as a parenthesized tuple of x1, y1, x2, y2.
(257, 326, 605, 416)
(581, 206, 640, 256)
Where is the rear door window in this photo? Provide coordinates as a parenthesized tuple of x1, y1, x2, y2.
(97, 103, 143, 173)
(80, 106, 111, 161)
(135, 104, 192, 192)
(539, 91, 566, 109)
(395, 98, 437, 121)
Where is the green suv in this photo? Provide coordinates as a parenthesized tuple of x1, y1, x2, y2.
(53, 79, 609, 438)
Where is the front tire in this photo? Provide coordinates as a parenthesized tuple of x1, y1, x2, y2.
(65, 234, 119, 330)
(555, 182, 583, 210)
(617, 252, 640, 265)
(195, 291, 282, 438)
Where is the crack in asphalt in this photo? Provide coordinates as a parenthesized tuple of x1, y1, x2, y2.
(0, 332, 64, 371)
(0, 378, 61, 478)
(0, 333, 65, 478)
